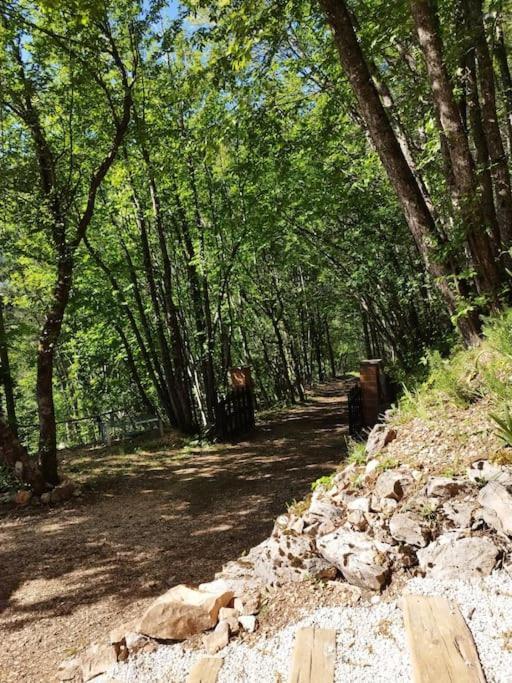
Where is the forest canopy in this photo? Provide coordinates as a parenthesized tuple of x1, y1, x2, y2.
(1, 0, 512, 488)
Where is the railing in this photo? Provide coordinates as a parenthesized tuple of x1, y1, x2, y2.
(19, 410, 164, 452)
(215, 387, 255, 440)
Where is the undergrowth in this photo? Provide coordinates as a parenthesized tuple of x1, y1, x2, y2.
(392, 309, 512, 426)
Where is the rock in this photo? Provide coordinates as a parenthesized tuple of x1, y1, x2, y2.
(251, 533, 337, 585)
(50, 480, 75, 504)
(57, 656, 82, 681)
(468, 460, 512, 487)
(389, 512, 429, 547)
(15, 489, 32, 506)
(374, 470, 404, 501)
(125, 632, 157, 655)
(346, 510, 368, 532)
(218, 607, 240, 634)
(238, 615, 258, 633)
(233, 591, 260, 615)
(426, 477, 466, 499)
(316, 529, 391, 591)
(203, 621, 229, 654)
(365, 459, 380, 476)
(365, 424, 397, 459)
(308, 496, 344, 524)
(14, 460, 24, 477)
(41, 492, 51, 504)
(137, 584, 233, 640)
(478, 481, 512, 536)
(442, 500, 476, 529)
(80, 642, 117, 682)
(347, 496, 370, 512)
(417, 533, 498, 579)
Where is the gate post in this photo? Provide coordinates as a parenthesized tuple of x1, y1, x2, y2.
(359, 359, 388, 428)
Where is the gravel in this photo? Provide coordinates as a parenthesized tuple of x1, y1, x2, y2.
(98, 571, 512, 683)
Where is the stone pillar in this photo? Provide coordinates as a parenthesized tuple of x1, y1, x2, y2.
(360, 359, 386, 428)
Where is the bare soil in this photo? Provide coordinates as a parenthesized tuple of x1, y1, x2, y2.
(0, 380, 349, 683)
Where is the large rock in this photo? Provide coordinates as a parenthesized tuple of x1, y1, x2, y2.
(389, 512, 429, 547)
(426, 477, 466, 499)
(365, 424, 397, 459)
(442, 500, 477, 529)
(316, 529, 391, 591)
(137, 584, 233, 640)
(478, 481, 512, 536)
(50, 480, 76, 504)
(251, 532, 336, 584)
(417, 533, 498, 579)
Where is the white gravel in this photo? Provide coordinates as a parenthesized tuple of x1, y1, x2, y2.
(99, 571, 512, 683)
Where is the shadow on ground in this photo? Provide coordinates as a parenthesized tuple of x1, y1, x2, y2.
(0, 380, 349, 682)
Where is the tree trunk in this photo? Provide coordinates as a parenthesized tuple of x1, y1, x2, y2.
(318, 0, 481, 344)
(410, 0, 501, 300)
(466, 0, 512, 249)
(0, 419, 45, 494)
(494, 19, 512, 158)
(0, 295, 17, 436)
(37, 252, 73, 485)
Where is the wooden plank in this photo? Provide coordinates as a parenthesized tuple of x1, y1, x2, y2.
(187, 656, 223, 683)
(288, 627, 336, 683)
(403, 595, 486, 683)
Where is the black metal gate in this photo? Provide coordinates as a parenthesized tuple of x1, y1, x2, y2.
(215, 387, 255, 439)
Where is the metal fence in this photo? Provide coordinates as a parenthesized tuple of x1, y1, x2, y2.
(347, 384, 363, 436)
(215, 387, 255, 440)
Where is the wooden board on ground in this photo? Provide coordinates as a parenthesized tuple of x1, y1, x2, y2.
(403, 594, 486, 683)
(187, 656, 223, 683)
(288, 627, 336, 683)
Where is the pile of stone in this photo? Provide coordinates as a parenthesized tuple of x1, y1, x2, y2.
(58, 582, 261, 682)
(1, 478, 79, 507)
(58, 422, 512, 681)
(211, 423, 512, 593)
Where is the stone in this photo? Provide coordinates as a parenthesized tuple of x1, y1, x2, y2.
(57, 656, 82, 681)
(50, 480, 75, 504)
(308, 496, 344, 524)
(233, 592, 260, 616)
(316, 529, 391, 591)
(389, 512, 429, 547)
(137, 584, 233, 640)
(425, 477, 466, 499)
(41, 492, 51, 504)
(80, 642, 117, 682)
(347, 510, 368, 532)
(442, 500, 476, 529)
(125, 632, 157, 655)
(365, 459, 380, 476)
(218, 607, 240, 634)
(468, 460, 512, 487)
(417, 533, 498, 579)
(478, 481, 512, 536)
(238, 615, 257, 633)
(365, 424, 397, 459)
(251, 533, 337, 585)
(15, 489, 32, 506)
(203, 621, 229, 654)
(374, 470, 404, 501)
(347, 496, 370, 512)
(14, 460, 24, 477)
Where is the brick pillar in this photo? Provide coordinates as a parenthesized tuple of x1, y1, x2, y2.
(229, 366, 253, 390)
(360, 359, 385, 428)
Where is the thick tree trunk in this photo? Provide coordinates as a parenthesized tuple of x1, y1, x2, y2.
(0, 295, 17, 436)
(318, 0, 481, 344)
(410, 0, 500, 300)
(466, 0, 512, 249)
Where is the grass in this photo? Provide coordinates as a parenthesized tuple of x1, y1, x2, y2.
(392, 309, 512, 427)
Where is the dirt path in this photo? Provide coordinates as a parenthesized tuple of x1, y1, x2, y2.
(0, 380, 350, 682)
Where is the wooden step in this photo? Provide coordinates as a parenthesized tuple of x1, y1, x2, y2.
(187, 656, 223, 683)
(403, 595, 486, 683)
(288, 627, 336, 683)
